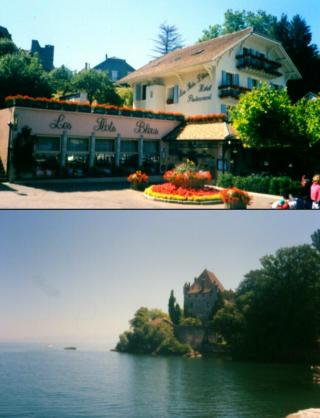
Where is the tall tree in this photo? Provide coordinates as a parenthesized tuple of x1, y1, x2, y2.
(0, 26, 12, 40)
(152, 23, 184, 57)
(72, 69, 122, 105)
(0, 51, 52, 107)
(168, 290, 182, 325)
(231, 83, 299, 149)
(0, 38, 18, 58)
(275, 14, 320, 100)
(199, 9, 277, 42)
(49, 65, 74, 97)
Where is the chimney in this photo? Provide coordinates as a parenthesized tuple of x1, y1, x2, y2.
(85, 62, 90, 71)
(105, 53, 108, 60)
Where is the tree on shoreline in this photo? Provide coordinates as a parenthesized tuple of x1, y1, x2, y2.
(168, 290, 182, 325)
(213, 230, 320, 363)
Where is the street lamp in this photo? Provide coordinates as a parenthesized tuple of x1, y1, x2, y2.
(7, 113, 19, 182)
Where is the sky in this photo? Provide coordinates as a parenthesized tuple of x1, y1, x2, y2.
(0, 210, 319, 346)
(1, 0, 320, 71)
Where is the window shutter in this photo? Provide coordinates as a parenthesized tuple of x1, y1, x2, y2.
(222, 71, 227, 86)
(173, 85, 179, 104)
(248, 78, 253, 89)
(135, 84, 142, 101)
(221, 104, 227, 114)
(234, 74, 240, 86)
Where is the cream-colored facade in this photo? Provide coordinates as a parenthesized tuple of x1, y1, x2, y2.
(121, 29, 301, 116)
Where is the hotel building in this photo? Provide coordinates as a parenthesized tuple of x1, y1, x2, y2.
(0, 28, 301, 181)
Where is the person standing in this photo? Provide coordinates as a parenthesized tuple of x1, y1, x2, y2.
(311, 175, 320, 209)
(301, 175, 312, 209)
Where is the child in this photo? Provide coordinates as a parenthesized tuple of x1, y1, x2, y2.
(311, 175, 320, 210)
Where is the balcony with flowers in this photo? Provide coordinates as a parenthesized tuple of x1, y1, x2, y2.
(236, 49, 282, 79)
(219, 84, 250, 99)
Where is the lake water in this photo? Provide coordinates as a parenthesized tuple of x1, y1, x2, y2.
(1, 343, 320, 418)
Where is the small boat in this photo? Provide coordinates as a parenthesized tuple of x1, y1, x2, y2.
(64, 347, 77, 350)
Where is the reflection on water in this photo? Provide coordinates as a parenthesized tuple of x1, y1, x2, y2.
(0, 344, 320, 418)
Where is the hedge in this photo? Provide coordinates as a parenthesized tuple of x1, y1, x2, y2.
(217, 173, 301, 197)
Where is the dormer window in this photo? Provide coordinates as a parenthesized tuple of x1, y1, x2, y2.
(191, 49, 205, 56)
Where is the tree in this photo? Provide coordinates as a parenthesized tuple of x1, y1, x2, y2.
(295, 98, 320, 147)
(199, 9, 277, 42)
(311, 229, 320, 252)
(275, 14, 320, 100)
(0, 51, 52, 107)
(116, 307, 190, 355)
(152, 23, 184, 57)
(231, 83, 301, 149)
(116, 86, 133, 107)
(0, 38, 18, 58)
(168, 290, 182, 325)
(49, 65, 74, 96)
(72, 69, 122, 105)
(0, 26, 12, 40)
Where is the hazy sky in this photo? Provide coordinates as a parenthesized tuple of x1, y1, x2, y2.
(0, 211, 318, 345)
(1, 0, 320, 71)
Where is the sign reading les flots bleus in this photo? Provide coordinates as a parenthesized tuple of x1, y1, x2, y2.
(49, 114, 159, 136)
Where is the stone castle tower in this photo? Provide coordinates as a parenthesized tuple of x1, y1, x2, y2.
(183, 269, 225, 321)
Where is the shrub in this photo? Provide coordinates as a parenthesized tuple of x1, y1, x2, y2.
(217, 174, 299, 196)
(164, 160, 212, 189)
(180, 317, 202, 326)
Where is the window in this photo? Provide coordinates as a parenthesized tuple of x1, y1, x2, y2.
(95, 139, 114, 153)
(144, 141, 159, 155)
(142, 85, 147, 101)
(167, 85, 179, 105)
(67, 138, 89, 152)
(111, 70, 119, 81)
(248, 77, 260, 89)
(35, 137, 60, 152)
(121, 141, 138, 154)
(221, 71, 240, 87)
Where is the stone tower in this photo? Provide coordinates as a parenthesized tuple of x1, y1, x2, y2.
(184, 269, 225, 321)
(31, 40, 54, 72)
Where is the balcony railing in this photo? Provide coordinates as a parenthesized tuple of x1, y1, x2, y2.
(219, 85, 250, 99)
(236, 52, 282, 78)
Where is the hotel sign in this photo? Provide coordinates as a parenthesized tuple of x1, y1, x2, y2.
(94, 118, 117, 133)
(50, 114, 72, 130)
(49, 115, 160, 136)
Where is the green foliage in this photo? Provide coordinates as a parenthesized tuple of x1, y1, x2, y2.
(213, 235, 320, 363)
(168, 291, 182, 325)
(49, 65, 74, 96)
(179, 317, 202, 327)
(311, 230, 320, 252)
(0, 39, 18, 58)
(152, 23, 184, 57)
(116, 307, 191, 355)
(217, 174, 299, 196)
(116, 87, 133, 107)
(0, 51, 52, 107)
(72, 69, 122, 105)
(199, 9, 277, 42)
(231, 83, 297, 149)
(0, 26, 12, 40)
(295, 98, 320, 146)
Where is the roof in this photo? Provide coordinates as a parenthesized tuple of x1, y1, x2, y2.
(120, 28, 254, 84)
(120, 27, 301, 84)
(187, 269, 225, 295)
(164, 120, 238, 141)
(94, 57, 135, 73)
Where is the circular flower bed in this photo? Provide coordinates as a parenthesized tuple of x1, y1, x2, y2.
(145, 183, 222, 204)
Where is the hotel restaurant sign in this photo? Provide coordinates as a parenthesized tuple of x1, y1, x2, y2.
(50, 114, 160, 136)
(15, 109, 180, 140)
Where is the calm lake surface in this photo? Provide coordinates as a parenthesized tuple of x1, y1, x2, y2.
(1, 343, 320, 418)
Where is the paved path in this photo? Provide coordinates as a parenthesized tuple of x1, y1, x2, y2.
(0, 182, 279, 209)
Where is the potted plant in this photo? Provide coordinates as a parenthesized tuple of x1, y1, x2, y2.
(220, 187, 252, 209)
(128, 171, 149, 191)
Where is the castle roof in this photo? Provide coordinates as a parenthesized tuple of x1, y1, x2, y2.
(187, 269, 225, 295)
